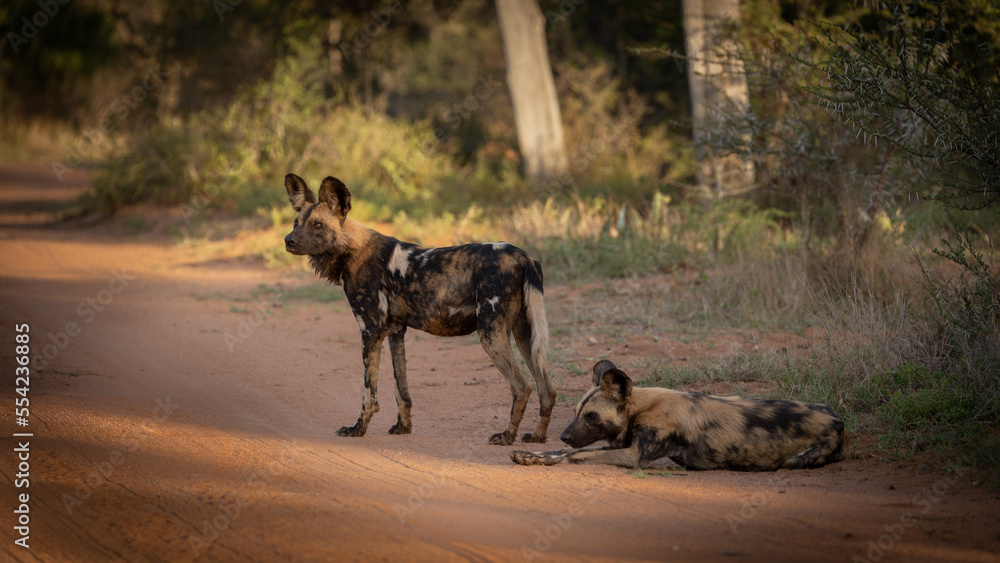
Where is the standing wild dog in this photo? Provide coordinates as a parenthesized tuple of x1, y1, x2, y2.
(282, 173, 555, 445)
(511, 360, 847, 470)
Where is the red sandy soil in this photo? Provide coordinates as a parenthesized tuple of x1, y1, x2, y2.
(1, 163, 998, 562)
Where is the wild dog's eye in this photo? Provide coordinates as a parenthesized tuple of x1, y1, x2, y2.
(313, 222, 322, 229)
(585, 412, 599, 422)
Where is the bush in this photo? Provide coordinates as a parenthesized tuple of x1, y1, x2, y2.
(87, 28, 470, 218)
(884, 364, 979, 427)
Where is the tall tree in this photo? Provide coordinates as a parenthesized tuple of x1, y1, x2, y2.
(495, 0, 568, 182)
(681, 0, 753, 196)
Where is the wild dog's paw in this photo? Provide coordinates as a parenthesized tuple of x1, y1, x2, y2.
(388, 421, 412, 435)
(510, 450, 565, 466)
(337, 424, 367, 437)
(510, 450, 539, 465)
(489, 431, 516, 446)
(521, 432, 547, 443)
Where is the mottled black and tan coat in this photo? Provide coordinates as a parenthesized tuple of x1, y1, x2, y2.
(512, 360, 847, 470)
(283, 174, 555, 445)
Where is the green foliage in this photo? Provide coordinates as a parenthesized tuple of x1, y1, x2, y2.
(86, 125, 200, 212)
(710, 0, 914, 252)
(87, 28, 470, 217)
(922, 216, 1000, 341)
(807, 1, 1000, 384)
(814, 0, 1000, 210)
(805, 2, 1000, 461)
(0, 2, 119, 123)
(874, 362, 998, 484)
(884, 364, 979, 427)
(665, 0, 1000, 477)
(79, 3, 694, 219)
(552, 0, 688, 123)
(553, 58, 695, 198)
(888, 387, 974, 427)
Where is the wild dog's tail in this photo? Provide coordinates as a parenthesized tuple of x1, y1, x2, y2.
(522, 257, 549, 373)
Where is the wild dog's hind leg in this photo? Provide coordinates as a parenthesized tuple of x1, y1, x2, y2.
(781, 429, 847, 469)
(513, 312, 554, 443)
(338, 327, 386, 437)
(387, 324, 413, 435)
(478, 315, 531, 446)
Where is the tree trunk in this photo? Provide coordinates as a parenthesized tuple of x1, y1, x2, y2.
(495, 0, 569, 182)
(327, 16, 343, 86)
(681, 0, 754, 197)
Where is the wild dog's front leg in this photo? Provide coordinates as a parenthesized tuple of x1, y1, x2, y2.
(338, 328, 386, 437)
(387, 324, 412, 435)
(563, 443, 642, 468)
(511, 444, 642, 468)
(510, 448, 574, 466)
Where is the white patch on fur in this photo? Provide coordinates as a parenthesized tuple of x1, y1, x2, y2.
(355, 314, 367, 333)
(491, 242, 510, 250)
(378, 291, 388, 315)
(388, 245, 412, 276)
(487, 295, 500, 311)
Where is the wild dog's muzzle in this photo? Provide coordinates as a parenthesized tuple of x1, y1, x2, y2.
(284, 233, 297, 251)
(561, 415, 620, 448)
(560, 421, 593, 448)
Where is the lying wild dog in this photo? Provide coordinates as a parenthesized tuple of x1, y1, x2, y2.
(511, 360, 847, 470)
(282, 174, 555, 445)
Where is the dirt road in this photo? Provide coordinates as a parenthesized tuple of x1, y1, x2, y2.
(1, 164, 997, 562)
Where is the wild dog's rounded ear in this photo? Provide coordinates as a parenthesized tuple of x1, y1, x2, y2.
(600, 368, 633, 401)
(318, 177, 352, 218)
(285, 174, 316, 212)
(592, 359, 618, 386)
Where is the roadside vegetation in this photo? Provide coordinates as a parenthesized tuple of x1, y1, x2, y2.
(2, 0, 997, 483)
